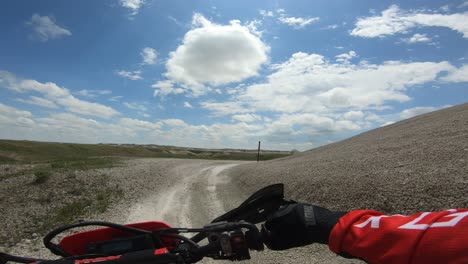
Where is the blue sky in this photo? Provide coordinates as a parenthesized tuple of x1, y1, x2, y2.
(0, 0, 467, 151)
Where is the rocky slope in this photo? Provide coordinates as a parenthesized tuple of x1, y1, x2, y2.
(228, 103, 468, 214)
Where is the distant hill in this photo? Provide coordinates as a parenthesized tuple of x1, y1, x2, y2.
(0, 140, 291, 163)
(229, 103, 468, 214)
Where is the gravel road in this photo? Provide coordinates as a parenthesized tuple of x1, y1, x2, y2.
(116, 160, 356, 264)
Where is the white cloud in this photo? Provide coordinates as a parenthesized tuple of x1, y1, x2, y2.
(351, 5, 468, 38)
(117, 70, 143, 80)
(163, 13, 269, 95)
(56, 96, 119, 118)
(0, 103, 33, 118)
(109, 95, 124, 102)
(26, 14, 71, 41)
(141, 47, 157, 65)
(119, 117, 160, 131)
(403, 33, 432, 43)
(231, 114, 262, 123)
(0, 103, 35, 127)
(162, 119, 188, 127)
(440, 5, 450, 12)
(152, 80, 185, 97)
(324, 24, 339, 29)
(278, 16, 320, 29)
(365, 113, 383, 122)
(120, 0, 145, 16)
(200, 101, 253, 116)
(259, 10, 274, 17)
(234, 52, 454, 114)
(39, 113, 101, 130)
(16, 96, 58, 109)
(75, 89, 112, 98)
(183, 102, 193, 108)
(335, 50, 357, 63)
(123, 102, 147, 112)
(400, 106, 437, 119)
(441, 64, 468, 82)
(0, 71, 119, 119)
(343, 110, 364, 121)
(256, 113, 361, 145)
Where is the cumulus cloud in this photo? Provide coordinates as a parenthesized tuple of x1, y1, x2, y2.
(119, 117, 161, 131)
(400, 106, 437, 119)
(183, 102, 193, 108)
(16, 96, 58, 109)
(0, 103, 275, 149)
(278, 16, 320, 29)
(256, 113, 361, 146)
(402, 33, 432, 43)
(123, 102, 147, 112)
(231, 114, 262, 123)
(117, 70, 143, 80)
(196, 52, 467, 147)
(351, 5, 468, 38)
(234, 52, 454, 114)
(200, 101, 253, 116)
(0, 71, 119, 119)
(75, 89, 112, 98)
(141, 47, 157, 65)
(120, 0, 145, 16)
(26, 14, 71, 41)
(0, 103, 35, 127)
(343, 110, 364, 121)
(163, 13, 269, 96)
(261, 8, 320, 29)
(259, 10, 274, 17)
(335, 50, 357, 64)
(441, 64, 468, 82)
(152, 80, 185, 97)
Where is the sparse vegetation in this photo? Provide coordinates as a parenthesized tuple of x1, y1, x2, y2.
(0, 155, 16, 164)
(39, 187, 124, 232)
(32, 170, 52, 184)
(50, 157, 118, 170)
(0, 139, 291, 163)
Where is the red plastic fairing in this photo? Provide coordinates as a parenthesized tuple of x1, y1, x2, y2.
(75, 255, 120, 263)
(59, 222, 176, 255)
(154, 248, 169, 255)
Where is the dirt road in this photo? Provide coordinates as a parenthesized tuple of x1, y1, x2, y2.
(125, 163, 240, 227)
(117, 159, 358, 264)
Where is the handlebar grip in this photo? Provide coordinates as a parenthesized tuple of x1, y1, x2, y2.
(37, 249, 184, 264)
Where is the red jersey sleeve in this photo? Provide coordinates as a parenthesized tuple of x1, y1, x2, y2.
(328, 209, 468, 264)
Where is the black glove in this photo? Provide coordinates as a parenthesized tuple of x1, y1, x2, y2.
(261, 203, 346, 250)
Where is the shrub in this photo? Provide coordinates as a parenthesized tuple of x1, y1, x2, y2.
(33, 170, 51, 184)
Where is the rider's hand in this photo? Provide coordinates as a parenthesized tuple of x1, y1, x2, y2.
(261, 203, 347, 250)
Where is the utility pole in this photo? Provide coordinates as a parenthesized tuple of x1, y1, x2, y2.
(257, 141, 261, 162)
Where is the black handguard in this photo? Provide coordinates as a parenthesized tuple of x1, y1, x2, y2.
(261, 203, 347, 250)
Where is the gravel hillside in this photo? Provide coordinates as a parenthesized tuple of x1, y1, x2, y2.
(229, 103, 468, 214)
